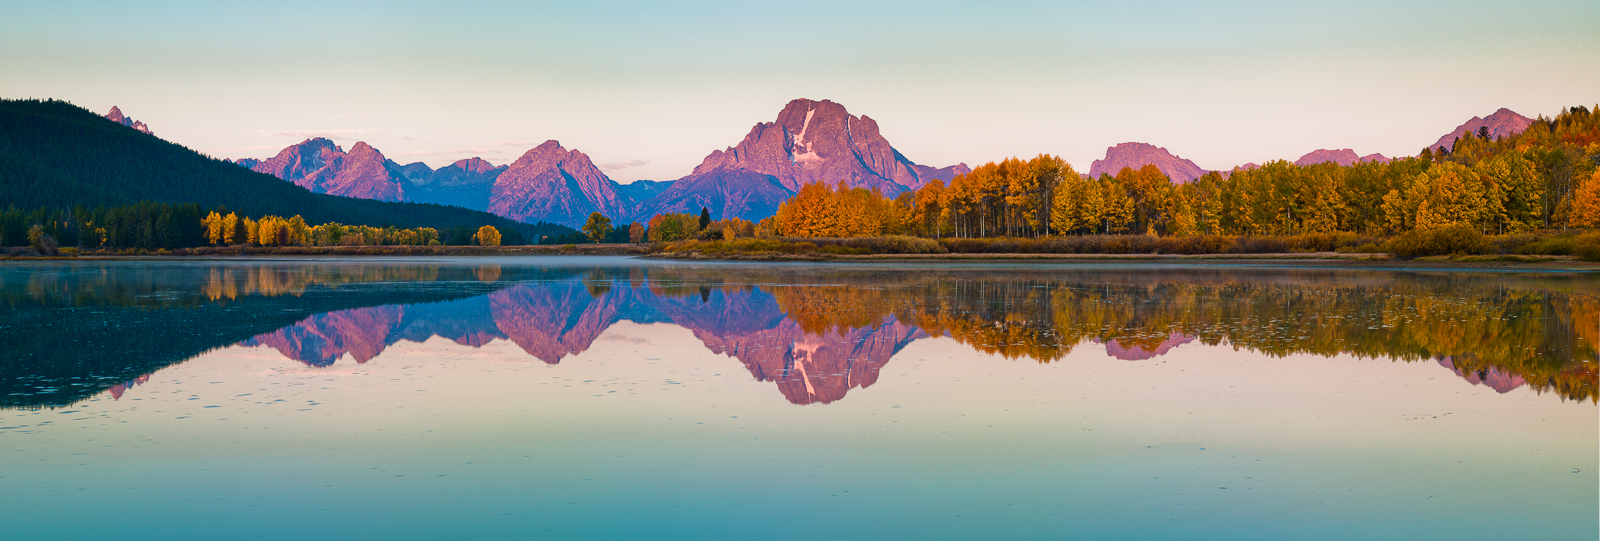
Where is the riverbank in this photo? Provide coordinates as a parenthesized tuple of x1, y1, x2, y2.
(642, 250, 1598, 270)
(0, 243, 651, 259)
(5, 239, 1596, 271)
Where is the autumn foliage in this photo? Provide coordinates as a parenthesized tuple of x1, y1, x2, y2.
(757, 105, 1599, 241)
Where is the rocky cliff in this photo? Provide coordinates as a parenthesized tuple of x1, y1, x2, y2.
(488, 140, 632, 228)
(1088, 142, 1207, 182)
(250, 138, 410, 202)
(1431, 108, 1532, 151)
(103, 106, 153, 135)
(1293, 149, 1389, 167)
(633, 99, 968, 221)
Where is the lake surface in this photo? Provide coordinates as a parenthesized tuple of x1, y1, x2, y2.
(1, 257, 1595, 540)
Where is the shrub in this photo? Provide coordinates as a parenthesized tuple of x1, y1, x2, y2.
(1159, 235, 1237, 255)
(940, 238, 991, 253)
(819, 245, 870, 255)
(1513, 236, 1577, 256)
(1380, 224, 1490, 257)
(1492, 233, 1541, 254)
(26, 225, 58, 255)
(1234, 236, 1288, 254)
(808, 235, 947, 254)
(1576, 231, 1600, 262)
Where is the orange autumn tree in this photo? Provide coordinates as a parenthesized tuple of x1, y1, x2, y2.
(774, 181, 842, 236)
(474, 225, 501, 246)
(1572, 170, 1600, 228)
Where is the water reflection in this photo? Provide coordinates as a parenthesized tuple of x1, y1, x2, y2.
(2, 260, 1596, 409)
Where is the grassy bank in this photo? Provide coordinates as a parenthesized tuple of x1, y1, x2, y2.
(1, 243, 651, 259)
(653, 228, 1600, 262)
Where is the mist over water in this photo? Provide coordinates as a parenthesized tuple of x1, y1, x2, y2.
(1, 258, 1594, 540)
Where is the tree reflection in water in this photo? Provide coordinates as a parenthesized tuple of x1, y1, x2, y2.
(2, 262, 1595, 408)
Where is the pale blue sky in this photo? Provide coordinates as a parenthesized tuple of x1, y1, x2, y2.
(3, 0, 1595, 181)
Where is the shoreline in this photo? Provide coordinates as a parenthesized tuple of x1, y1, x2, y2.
(3, 247, 1596, 271)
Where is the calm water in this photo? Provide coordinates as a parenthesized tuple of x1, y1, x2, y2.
(1, 257, 1595, 540)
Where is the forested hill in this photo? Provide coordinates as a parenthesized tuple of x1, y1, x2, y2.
(0, 99, 574, 241)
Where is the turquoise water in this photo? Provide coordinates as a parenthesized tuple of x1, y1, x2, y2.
(1, 258, 1595, 540)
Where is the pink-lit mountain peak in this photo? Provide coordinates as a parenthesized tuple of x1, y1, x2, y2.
(1089, 142, 1207, 183)
(103, 105, 153, 135)
(250, 138, 407, 202)
(690, 98, 960, 193)
(1431, 108, 1532, 151)
(449, 156, 499, 174)
(489, 140, 630, 228)
(1293, 149, 1389, 167)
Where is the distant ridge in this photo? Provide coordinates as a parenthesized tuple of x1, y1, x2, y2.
(1431, 108, 1532, 151)
(252, 138, 410, 202)
(1293, 149, 1389, 166)
(1088, 142, 1206, 182)
(103, 106, 152, 135)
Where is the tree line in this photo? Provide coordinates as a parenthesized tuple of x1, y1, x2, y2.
(0, 203, 523, 250)
(759, 105, 1599, 239)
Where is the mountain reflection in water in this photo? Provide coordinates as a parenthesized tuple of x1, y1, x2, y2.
(2, 260, 1596, 409)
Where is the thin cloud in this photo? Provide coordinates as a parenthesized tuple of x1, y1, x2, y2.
(260, 129, 380, 141)
(599, 159, 651, 172)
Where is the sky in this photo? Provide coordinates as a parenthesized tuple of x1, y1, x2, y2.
(3, 0, 1596, 182)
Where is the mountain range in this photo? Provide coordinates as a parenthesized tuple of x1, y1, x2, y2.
(86, 100, 1537, 228)
(1089, 108, 1529, 179)
(235, 99, 970, 228)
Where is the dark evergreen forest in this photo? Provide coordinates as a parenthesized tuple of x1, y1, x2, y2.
(0, 99, 577, 246)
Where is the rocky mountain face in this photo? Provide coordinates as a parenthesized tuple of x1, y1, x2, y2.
(1088, 142, 1207, 182)
(488, 140, 633, 227)
(614, 179, 673, 202)
(691, 98, 963, 193)
(401, 157, 507, 212)
(1293, 149, 1389, 167)
(1431, 108, 1532, 152)
(632, 168, 792, 224)
(103, 106, 152, 135)
(230, 158, 261, 169)
(633, 98, 969, 222)
(250, 138, 410, 202)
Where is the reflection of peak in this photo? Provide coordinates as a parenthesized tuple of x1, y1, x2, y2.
(685, 299, 921, 405)
(1098, 333, 1195, 361)
(490, 283, 626, 364)
(242, 305, 407, 366)
(1437, 357, 1525, 394)
(106, 374, 151, 400)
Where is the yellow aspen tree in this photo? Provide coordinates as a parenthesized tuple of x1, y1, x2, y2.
(1051, 171, 1085, 235)
(243, 217, 259, 245)
(474, 225, 502, 246)
(222, 213, 239, 244)
(1571, 170, 1600, 228)
(201, 212, 223, 245)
